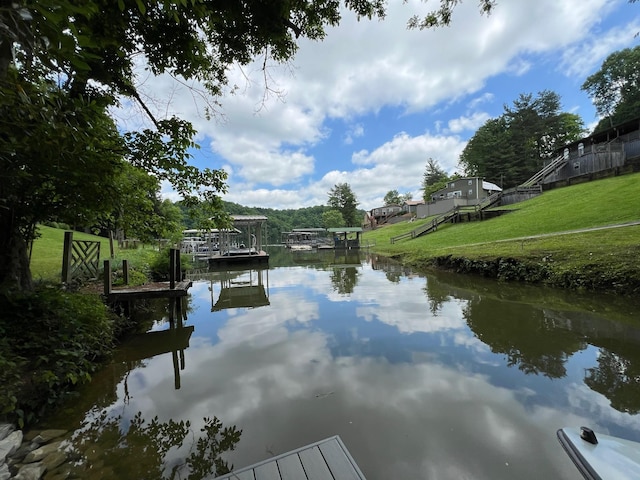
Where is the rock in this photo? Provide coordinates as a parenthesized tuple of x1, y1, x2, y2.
(0, 425, 14, 443)
(0, 463, 10, 480)
(44, 471, 70, 480)
(14, 461, 46, 480)
(43, 465, 71, 480)
(11, 442, 40, 463)
(23, 441, 63, 464)
(41, 450, 67, 472)
(30, 431, 67, 446)
(0, 430, 23, 462)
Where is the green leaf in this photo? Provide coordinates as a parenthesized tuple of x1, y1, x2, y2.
(135, 0, 146, 14)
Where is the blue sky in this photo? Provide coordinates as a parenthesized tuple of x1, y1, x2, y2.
(116, 0, 639, 211)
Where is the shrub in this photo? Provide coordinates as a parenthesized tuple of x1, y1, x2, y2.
(0, 284, 117, 425)
(148, 248, 192, 281)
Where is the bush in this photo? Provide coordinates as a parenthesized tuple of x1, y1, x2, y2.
(0, 284, 118, 426)
(148, 247, 192, 281)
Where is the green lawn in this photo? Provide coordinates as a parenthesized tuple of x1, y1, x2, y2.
(364, 172, 640, 293)
(366, 172, 640, 254)
(30, 227, 158, 282)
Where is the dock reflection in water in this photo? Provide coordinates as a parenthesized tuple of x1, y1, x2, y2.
(114, 297, 194, 390)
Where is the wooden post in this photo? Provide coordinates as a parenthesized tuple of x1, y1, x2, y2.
(109, 230, 115, 259)
(172, 349, 181, 390)
(169, 248, 176, 289)
(175, 248, 182, 281)
(123, 259, 129, 285)
(103, 259, 112, 296)
(61, 231, 74, 283)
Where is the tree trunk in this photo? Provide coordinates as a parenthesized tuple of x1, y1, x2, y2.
(0, 213, 33, 291)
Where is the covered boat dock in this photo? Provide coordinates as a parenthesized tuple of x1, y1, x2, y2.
(327, 227, 363, 249)
(208, 215, 269, 267)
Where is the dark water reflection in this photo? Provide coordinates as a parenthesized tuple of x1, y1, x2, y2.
(40, 247, 640, 479)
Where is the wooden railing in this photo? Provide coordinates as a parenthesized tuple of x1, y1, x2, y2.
(390, 207, 459, 244)
(389, 192, 504, 244)
(477, 191, 502, 210)
(521, 154, 566, 187)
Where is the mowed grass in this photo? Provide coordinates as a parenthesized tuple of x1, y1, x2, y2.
(30, 226, 157, 282)
(365, 172, 640, 290)
(366, 172, 640, 256)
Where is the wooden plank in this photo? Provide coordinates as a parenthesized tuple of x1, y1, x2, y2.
(254, 461, 281, 480)
(222, 469, 255, 480)
(213, 436, 366, 480)
(277, 454, 306, 480)
(214, 468, 256, 480)
(320, 437, 365, 480)
(107, 281, 192, 301)
(298, 446, 332, 480)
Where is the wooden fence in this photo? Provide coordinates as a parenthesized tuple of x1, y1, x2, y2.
(61, 231, 101, 284)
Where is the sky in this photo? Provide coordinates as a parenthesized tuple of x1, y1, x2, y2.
(115, 0, 640, 212)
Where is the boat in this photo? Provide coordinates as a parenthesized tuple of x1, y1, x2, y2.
(557, 426, 640, 479)
(289, 244, 313, 251)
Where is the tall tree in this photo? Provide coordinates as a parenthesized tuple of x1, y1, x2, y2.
(459, 91, 584, 188)
(423, 158, 448, 185)
(422, 158, 451, 200)
(383, 190, 402, 206)
(459, 117, 513, 185)
(582, 45, 640, 133)
(322, 210, 345, 229)
(0, 0, 493, 290)
(93, 164, 184, 243)
(327, 183, 359, 227)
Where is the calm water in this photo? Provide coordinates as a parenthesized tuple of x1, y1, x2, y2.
(41, 247, 640, 479)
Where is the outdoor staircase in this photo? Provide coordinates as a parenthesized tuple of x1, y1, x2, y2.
(390, 208, 459, 243)
(520, 154, 566, 187)
(389, 191, 503, 244)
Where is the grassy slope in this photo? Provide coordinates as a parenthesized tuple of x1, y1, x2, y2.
(364, 172, 640, 292)
(30, 227, 156, 282)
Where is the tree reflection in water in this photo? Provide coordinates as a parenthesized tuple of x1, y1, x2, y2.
(463, 300, 584, 378)
(66, 410, 241, 479)
(586, 346, 640, 415)
(330, 266, 360, 295)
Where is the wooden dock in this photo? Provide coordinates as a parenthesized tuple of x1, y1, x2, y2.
(106, 281, 192, 302)
(207, 250, 269, 268)
(213, 435, 366, 480)
(104, 248, 192, 302)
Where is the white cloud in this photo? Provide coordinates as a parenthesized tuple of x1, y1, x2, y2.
(560, 18, 640, 79)
(113, 0, 634, 211)
(343, 123, 365, 145)
(447, 112, 492, 134)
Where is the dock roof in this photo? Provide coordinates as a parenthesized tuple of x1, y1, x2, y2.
(231, 214, 268, 224)
(327, 227, 363, 233)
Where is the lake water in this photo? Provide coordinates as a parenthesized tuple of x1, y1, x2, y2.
(41, 247, 640, 479)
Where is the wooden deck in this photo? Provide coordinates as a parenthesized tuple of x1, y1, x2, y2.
(213, 436, 366, 480)
(106, 281, 192, 302)
(208, 251, 269, 267)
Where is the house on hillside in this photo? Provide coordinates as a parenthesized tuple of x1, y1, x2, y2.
(402, 199, 425, 215)
(369, 204, 403, 226)
(430, 177, 501, 202)
(536, 116, 640, 187)
(416, 177, 502, 218)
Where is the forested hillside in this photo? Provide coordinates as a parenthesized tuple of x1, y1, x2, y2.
(182, 202, 366, 245)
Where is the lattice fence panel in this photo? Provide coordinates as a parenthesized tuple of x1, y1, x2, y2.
(70, 240, 101, 281)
